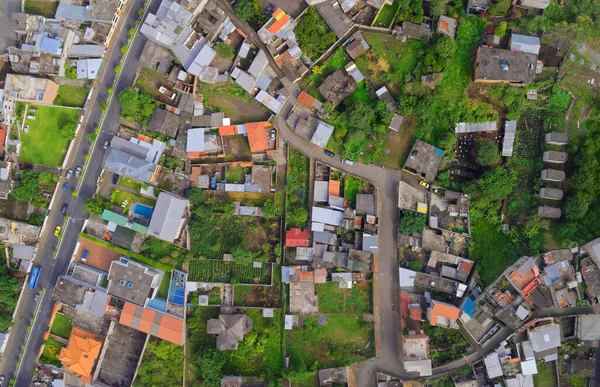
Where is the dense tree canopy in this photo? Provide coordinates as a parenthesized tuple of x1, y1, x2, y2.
(476, 139, 501, 166)
(295, 7, 336, 60)
(233, 0, 264, 28)
(118, 87, 154, 126)
(195, 348, 225, 387)
(488, 0, 511, 16)
(0, 268, 20, 331)
(398, 210, 427, 236)
(134, 339, 184, 387)
(12, 170, 40, 202)
(478, 167, 516, 201)
(83, 196, 110, 216)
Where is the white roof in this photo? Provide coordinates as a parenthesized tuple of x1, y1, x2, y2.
(314, 180, 329, 202)
(399, 267, 416, 287)
(285, 315, 293, 329)
(310, 121, 334, 148)
(520, 359, 538, 375)
(522, 340, 534, 360)
(255, 89, 283, 113)
(311, 207, 343, 226)
(375, 86, 388, 97)
(506, 374, 534, 387)
(332, 272, 353, 288)
(186, 128, 205, 152)
(311, 222, 325, 232)
(484, 352, 503, 378)
(511, 33, 541, 55)
(239, 43, 250, 58)
(516, 305, 530, 320)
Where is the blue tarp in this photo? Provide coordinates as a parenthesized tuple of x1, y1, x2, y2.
(462, 297, 475, 317)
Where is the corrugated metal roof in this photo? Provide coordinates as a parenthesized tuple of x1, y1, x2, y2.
(455, 121, 497, 133)
(311, 207, 343, 226)
(310, 121, 334, 148)
(511, 34, 541, 55)
(147, 192, 187, 242)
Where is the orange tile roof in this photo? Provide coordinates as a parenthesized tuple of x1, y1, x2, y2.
(286, 228, 310, 247)
(313, 268, 327, 284)
(219, 125, 239, 136)
(300, 271, 314, 282)
(458, 260, 474, 273)
(440, 21, 449, 31)
(328, 180, 341, 196)
(400, 292, 410, 317)
(298, 91, 317, 108)
(236, 28, 247, 38)
(119, 302, 184, 345)
(58, 328, 102, 378)
(245, 122, 271, 153)
(0, 128, 6, 153)
(273, 8, 286, 19)
(267, 12, 290, 34)
(429, 301, 460, 326)
(409, 306, 422, 321)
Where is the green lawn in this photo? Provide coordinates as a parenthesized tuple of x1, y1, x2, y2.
(39, 338, 64, 367)
(49, 313, 73, 340)
(373, 0, 399, 28)
(110, 190, 156, 211)
(316, 281, 374, 315)
(24, 0, 58, 17)
(54, 85, 90, 108)
(134, 338, 184, 387)
(20, 105, 79, 166)
(534, 360, 558, 387)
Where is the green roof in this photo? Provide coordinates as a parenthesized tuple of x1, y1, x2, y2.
(101, 209, 148, 234)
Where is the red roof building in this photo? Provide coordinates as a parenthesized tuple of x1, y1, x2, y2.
(119, 302, 184, 345)
(286, 228, 310, 247)
(313, 268, 327, 283)
(245, 122, 271, 153)
(0, 128, 6, 154)
(267, 9, 290, 34)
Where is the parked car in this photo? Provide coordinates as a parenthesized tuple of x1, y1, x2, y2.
(65, 169, 73, 180)
(26, 115, 35, 120)
(23, 124, 29, 132)
(54, 225, 61, 237)
(103, 140, 109, 150)
(62, 182, 68, 191)
(33, 293, 39, 303)
(419, 180, 430, 189)
(270, 129, 276, 140)
(324, 149, 335, 157)
(61, 203, 68, 215)
(112, 173, 120, 184)
(342, 159, 354, 165)
(75, 166, 82, 178)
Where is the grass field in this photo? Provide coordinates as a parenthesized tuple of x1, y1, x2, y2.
(316, 281, 373, 314)
(39, 338, 64, 367)
(110, 190, 156, 212)
(534, 360, 558, 387)
(49, 313, 73, 340)
(54, 85, 90, 108)
(24, 0, 58, 17)
(20, 105, 79, 166)
(197, 80, 270, 124)
(373, 1, 399, 28)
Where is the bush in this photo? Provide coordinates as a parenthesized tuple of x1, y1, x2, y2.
(121, 45, 128, 54)
(214, 42, 234, 60)
(83, 197, 110, 216)
(398, 210, 426, 235)
(60, 121, 77, 140)
(295, 7, 336, 60)
(118, 87, 154, 126)
(494, 21, 507, 37)
(233, 0, 264, 28)
(488, 0, 511, 16)
(476, 139, 501, 166)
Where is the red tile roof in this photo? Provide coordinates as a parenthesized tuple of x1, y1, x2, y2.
(440, 21, 449, 31)
(409, 306, 422, 321)
(400, 292, 410, 317)
(286, 228, 310, 247)
(0, 128, 7, 154)
(267, 9, 290, 34)
(429, 301, 460, 326)
(458, 259, 474, 273)
(246, 122, 270, 153)
(219, 125, 239, 136)
(313, 268, 327, 284)
(298, 91, 317, 108)
(119, 302, 184, 345)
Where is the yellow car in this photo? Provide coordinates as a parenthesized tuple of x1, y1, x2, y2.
(419, 180, 430, 189)
(54, 225, 62, 237)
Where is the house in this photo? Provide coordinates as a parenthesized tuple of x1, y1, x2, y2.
(345, 31, 370, 59)
(395, 22, 433, 41)
(192, 112, 225, 128)
(510, 34, 541, 55)
(474, 47, 538, 84)
(246, 122, 272, 153)
(403, 140, 444, 183)
(455, 121, 497, 133)
(314, 180, 329, 203)
(506, 374, 534, 387)
(186, 128, 219, 157)
(207, 314, 253, 350)
(540, 169, 565, 182)
(103, 148, 159, 184)
(107, 257, 159, 307)
(585, 238, 600, 268)
(286, 228, 310, 247)
(119, 302, 184, 345)
(147, 108, 180, 139)
(318, 69, 356, 107)
(581, 258, 600, 301)
(538, 187, 563, 201)
(437, 16, 457, 38)
(297, 91, 323, 111)
(543, 151, 567, 164)
(545, 132, 568, 145)
(402, 333, 432, 376)
(519, 0, 550, 9)
(575, 315, 600, 341)
(4, 74, 58, 105)
(538, 206, 561, 219)
(484, 352, 503, 379)
(313, 1, 353, 39)
(311, 121, 335, 148)
(147, 192, 188, 243)
(356, 194, 376, 216)
(58, 327, 102, 382)
(255, 90, 284, 114)
(502, 120, 517, 157)
(52, 276, 109, 316)
(56, 0, 124, 24)
(528, 324, 561, 359)
(318, 367, 348, 386)
(389, 114, 404, 131)
(362, 233, 378, 254)
(427, 300, 460, 328)
(258, 8, 292, 43)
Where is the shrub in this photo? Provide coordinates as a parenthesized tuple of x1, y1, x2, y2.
(488, 0, 511, 16)
(494, 21, 507, 37)
(398, 210, 426, 235)
(476, 139, 501, 166)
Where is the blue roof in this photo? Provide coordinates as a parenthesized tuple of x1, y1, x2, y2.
(40, 37, 62, 55)
(462, 297, 475, 317)
(433, 147, 445, 156)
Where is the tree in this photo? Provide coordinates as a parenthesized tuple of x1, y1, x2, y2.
(488, 0, 511, 16)
(398, 210, 427, 235)
(476, 139, 501, 166)
(195, 349, 225, 387)
(12, 170, 39, 202)
(134, 339, 184, 387)
(83, 196, 110, 216)
(187, 187, 204, 208)
(38, 172, 57, 185)
(118, 87, 154, 126)
(60, 121, 77, 140)
(287, 206, 308, 228)
(263, 199, 278, 218)
(214, 42, 234, 60)
(478, 167, 516, 200)
(295, 7, 337, 60)
(435, 36, 457, 58)
(233, 0, 264, 28)
(430, 0, 448, 17)
(494, 21, 507, 37)
(564, 192, 590, 221)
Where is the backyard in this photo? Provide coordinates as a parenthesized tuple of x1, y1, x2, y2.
(135, 67, 176, 101)
(24, 0, 58, 17)
(286, 148, 310, 229)
(49, 313, 73, 340)
(233, 283, 280, 307)
(424, 322, 472, 365)
(373, 1, 399, 28)
(39, 338, 64, 367)
(315, 281, 372, 315)
(20, 105, 79, 166)
(110, 190, 156, 212)
(54, 85, 90, 108)
(301, 48, 349, 100)
(187, 260, 270, 284)
(134, 337, 184, 387)
(197, 81, 270, 123)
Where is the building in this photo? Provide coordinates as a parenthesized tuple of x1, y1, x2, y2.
(539, 187, 563, 201)
(528, 324, 561, 359)
(286, 228, 310, 247)
(389, 114, 404, 131)
(356, 194, 376, 216)
(318, 69, 356, 107)
(58, 328, 102, 382)
(375, 86, 397, 111)
(581, 258, 600, 301)
(540, 169, 565, 182)
(77, 58, 103, 79)
(538, 205, 561, 219)
(402, 333, 432, 376)
(395, 22, 433, 41)
(107, 257, 159, 307)
(318, 367, 348, 386)
(403, 140, 445, 183)
(455, 121, 497, 133)
(147, 108, 180, 139)
(246, 121, 273, 153)
(310, 121, 334, 148)
(510, 34, 541, 55)
(437, 16, 457, 38)
(545, 132, 568, 145)
(147, 192, 188, 243)
(484, 352, 503, 379)
(519, 0, 550, 9)
(575, 315, 600, 341)
(103, 148, 159, 184)
(474, 47, 538, 84)
(543, 151, 568, 164)
(101, 209, 149, 234)
(56, 0, 124, 23)
(208, 314, 253, 350)
(186, 128, 219, 157)
(345, 31, 370, 59)
(3, 74, 59, 105)
(427, 300, 460, 328)
(467, 0, 491, 13)
(502, 120, 517, 157)
(119, 302, 184, 345)
(297, 91, 323, 111)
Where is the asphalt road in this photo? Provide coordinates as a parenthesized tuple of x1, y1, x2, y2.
(0, 0, 159, 382)
(0, 0, 19, 54)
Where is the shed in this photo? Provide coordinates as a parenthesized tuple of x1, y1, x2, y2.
(389, 114, 404, 131)
(519, 0, 550, 9)
(540, 169, 565, 182)
(545, 132, 568, 145)
(510, 34, 541, 55)
(437, 16, 457, 38)
(542, 151, 567, 164)
(502, 120, 517, 157)
(314, 180, 329, 203)
(539, 187, 563, 201)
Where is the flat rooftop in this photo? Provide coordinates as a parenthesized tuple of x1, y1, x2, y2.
(475, 47, 537, 84)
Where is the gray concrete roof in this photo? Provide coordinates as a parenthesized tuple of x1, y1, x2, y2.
(147, 192, 187, 242)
